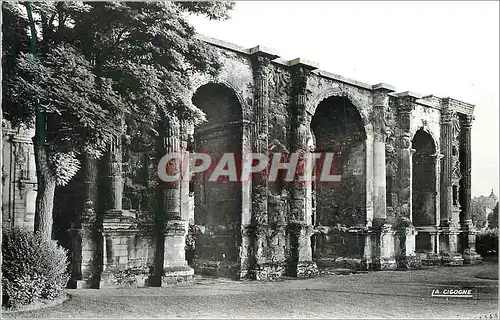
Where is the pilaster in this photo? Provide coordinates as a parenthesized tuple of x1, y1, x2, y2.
(288, 59, 318, 277)
(395, 93, 419, 221)
(249, 48, 279, 279)
(439, 105, 455, 226)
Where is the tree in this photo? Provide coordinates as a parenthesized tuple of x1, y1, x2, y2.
(470, 199, 487, 229)
(2, 1, 234, 239)
(488, 203, 498, 229)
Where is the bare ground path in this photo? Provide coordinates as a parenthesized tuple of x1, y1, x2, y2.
(3, 261, 498, 319)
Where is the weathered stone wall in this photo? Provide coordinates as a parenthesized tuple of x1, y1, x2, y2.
(410, 104, 441, 150)
(2, 123, 37, 231)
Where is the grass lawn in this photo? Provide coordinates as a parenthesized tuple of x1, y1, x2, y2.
(2, 261, 498, 319)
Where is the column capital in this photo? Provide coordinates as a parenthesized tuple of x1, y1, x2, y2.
(440, 108, 456, 124)
(373, 83, 396, 108)
(161, 116, 181, 152)
(290, 58, 318, 89)
(462, 114, 474, 129)
(395, 91, 421, 113)
(250, 50, 276, 77)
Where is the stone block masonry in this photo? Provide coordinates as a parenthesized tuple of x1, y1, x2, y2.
(2, 34, 481, 288)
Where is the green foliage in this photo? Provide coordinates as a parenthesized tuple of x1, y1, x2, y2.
(176, 1, 235, 20)
(470, 200, 487, 229)
(49, 151, 81, 186)
(2, 1, 234, 183)
(488, 203, 498, 229)
(476, 228, 498, 256)
(2, 228, 69, 309)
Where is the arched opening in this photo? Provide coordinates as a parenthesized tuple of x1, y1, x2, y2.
(412, 129, 436, 253)
(191, 83, 243, 278)
(310, 95, 366, 267)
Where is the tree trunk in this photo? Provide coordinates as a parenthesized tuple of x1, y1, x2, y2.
(33, 137, 57, 240)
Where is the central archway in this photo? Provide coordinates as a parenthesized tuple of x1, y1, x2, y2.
(191, 83, 243, 278)
(310, 95, 367, 267)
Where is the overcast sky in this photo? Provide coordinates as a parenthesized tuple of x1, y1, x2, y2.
(189, 1, 499, 198)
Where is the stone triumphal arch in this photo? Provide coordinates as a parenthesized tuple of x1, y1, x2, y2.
(2, 35, 481, 288)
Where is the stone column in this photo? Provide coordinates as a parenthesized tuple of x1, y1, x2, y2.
(372, 85, 394, 222)
(288, 59, 318, 278)
(431, 153, 443, 255)
(69, 153, 99, 289)
(108, 131, 123, 214)
(158, 117, 194, 286)
(372, 84, 397, 270)
(249, 47, 279, 279)
(460, 115, 473, 224)
(430, 154, 443, 226)
(392, 93, 420, 269)
(363, 124, 375, 268)
(439, 108, 454, 227)
(396, 96, 415, 220)
(437, 104, 462, 265)
(180, 120, 195, 267)
(99, 120, 141, 288)
(460, 115, 481, 264)
(180, 120, 194, 222)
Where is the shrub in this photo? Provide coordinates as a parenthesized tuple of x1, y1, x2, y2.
(2, 228, 69, 309)
(476, 228, 498, 257)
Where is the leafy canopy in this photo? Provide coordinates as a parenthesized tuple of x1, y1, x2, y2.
(2, 1, 234, 185)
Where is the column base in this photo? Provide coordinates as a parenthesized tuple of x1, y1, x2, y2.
(373, 258, 397, 271)
(193, 259, 242, 279)
(418, 253, 443, 266)
(249, 262, 287, 281)
(395, 255, 422, 270)
(375, 224, 396, 270)
(462, 249, 483, 265)
(68, 224, 100, 289)
(441, 253, 464, 266)
(98, 265, 151, 289)
(161, 266, 194, 286)
(315, 257, 365, 270)
(296, 261, 319, 278)
(99, 273, 149, 289)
